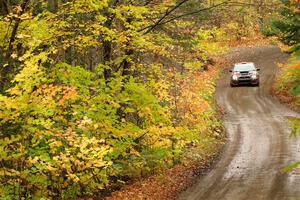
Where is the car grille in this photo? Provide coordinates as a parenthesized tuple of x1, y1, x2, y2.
(240, 71, 249, 75)
(238, 71, 251, 81)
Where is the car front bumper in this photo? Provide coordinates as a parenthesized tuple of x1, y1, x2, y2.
(231, 77, 259, 85)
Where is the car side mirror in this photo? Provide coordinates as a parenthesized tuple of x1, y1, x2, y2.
(229, 69, 232, 72)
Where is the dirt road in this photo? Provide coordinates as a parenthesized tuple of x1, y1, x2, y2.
(178, 46, 300, 200)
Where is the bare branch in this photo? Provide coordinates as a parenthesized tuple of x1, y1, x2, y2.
(140, 0, 191, 34)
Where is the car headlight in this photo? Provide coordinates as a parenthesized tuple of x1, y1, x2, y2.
(251, 74, 257, 79)
(232, 75, 238, 80)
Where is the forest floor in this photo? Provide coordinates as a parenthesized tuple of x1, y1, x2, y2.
(272, 87, 300, 112)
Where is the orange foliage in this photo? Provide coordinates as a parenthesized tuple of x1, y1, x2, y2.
(31, 84, 78, 106)
(292, 61, 300, 69)
(59, 86, 78, 105)
(177, 64, 219, 126)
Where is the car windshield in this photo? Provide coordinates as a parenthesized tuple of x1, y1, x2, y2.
(233, 64, 256, 72)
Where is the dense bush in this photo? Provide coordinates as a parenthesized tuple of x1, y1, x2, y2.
(0, 63, 222, 198)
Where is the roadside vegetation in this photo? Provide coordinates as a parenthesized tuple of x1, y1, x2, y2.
(0, 0, 282, 199)
(274, 60, 300, 111)
(264, 0, 300, 112)
(263, 0, 300, 167)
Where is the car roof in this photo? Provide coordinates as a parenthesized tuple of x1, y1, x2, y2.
(233, 62, 256, 71)
(234, 62, 255, 67)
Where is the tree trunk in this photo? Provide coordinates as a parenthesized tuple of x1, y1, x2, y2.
(102, 0, 120, 82)
(121, 49, 134, 77)
(0, 0, 9, 15)
(48, 0, 58, 13)
(1, 0, 30, 89)
(103, 43, 112, 81)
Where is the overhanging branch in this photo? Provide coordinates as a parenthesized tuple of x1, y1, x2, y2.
(157, 0, 231, 27)
(139, 0, 280, 34)
(139, 0, 191, 34)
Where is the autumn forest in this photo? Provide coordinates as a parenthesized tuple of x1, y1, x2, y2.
(0, 0, 299, 199)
